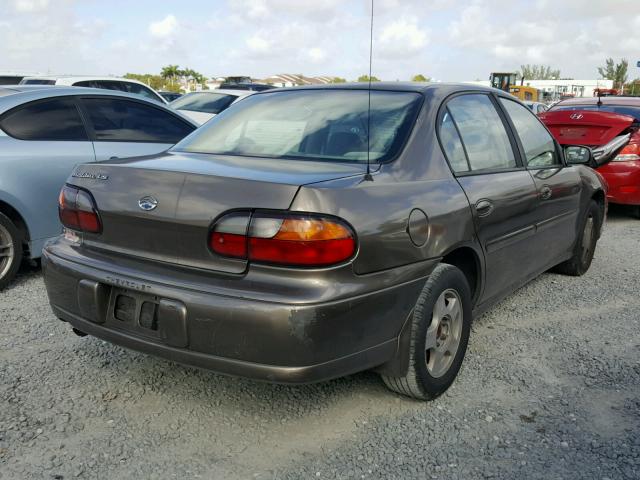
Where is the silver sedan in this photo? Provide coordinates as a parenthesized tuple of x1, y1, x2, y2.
(0, 86, 198, 289)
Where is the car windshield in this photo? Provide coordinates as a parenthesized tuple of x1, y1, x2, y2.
(173, 89, 423, 163)
(551, 105, 640, 121)
(170, 92, 238, 114)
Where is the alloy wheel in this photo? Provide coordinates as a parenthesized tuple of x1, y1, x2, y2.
(581, 215, 594, 263)
(0, 223, 15, 280)
(425, 288, 463, 378)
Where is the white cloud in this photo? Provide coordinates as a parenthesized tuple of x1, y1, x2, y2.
(245, 35, 270, 53)
(446, 0, 640, 80)
(149, 14, 178, 38)
(12, 0, 50, 12)
(378, 19, 429, 58)
(308, 47, 327, 63)
(231, 0, 343, 22)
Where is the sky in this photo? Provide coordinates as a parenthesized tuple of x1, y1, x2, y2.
(1, 0, 639, 82)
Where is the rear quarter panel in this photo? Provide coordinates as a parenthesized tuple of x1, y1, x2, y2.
(292, 94, 477, 275)
(0, 136, 95, 254)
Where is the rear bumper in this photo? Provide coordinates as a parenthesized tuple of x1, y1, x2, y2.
(598, 161, 640, 205)
(42, 243, 433, 384)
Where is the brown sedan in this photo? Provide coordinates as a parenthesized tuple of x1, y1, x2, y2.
(43, 83, 606, 400)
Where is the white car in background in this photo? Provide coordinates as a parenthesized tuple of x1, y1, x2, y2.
(170, 89, 253, 124)
(19, 76, 166, 104)
(523, 101, 548, 115)
(0, 71, 41, 85)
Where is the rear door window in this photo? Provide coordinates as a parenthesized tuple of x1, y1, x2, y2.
(445, 94, 517, 172)
(81, 97, 194, 143)
(0, 98, 88, 141)
(500, 98, 559, 168)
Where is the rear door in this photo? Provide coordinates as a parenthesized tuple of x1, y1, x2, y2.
(78, 96, 196, 161)
(0, 97, 95, 242)
(499, 97, 581, 263)
(440, 93, 539, 304)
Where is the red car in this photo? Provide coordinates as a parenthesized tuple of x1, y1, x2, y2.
(540, 97, 640, 218)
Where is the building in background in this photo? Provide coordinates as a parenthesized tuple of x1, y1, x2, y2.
(465, 78, 615, 101)
(260, 74, 333, 87)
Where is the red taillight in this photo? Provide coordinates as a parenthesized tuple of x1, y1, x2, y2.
(210, 211, 356, 267)
(58, 185, 102, 233)
(613, 131, 640, 162)
(613, 142, 640, 162)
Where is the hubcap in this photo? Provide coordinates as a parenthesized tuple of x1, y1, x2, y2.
(0, 223, 15, 280)
(581, 215, 594, 263)
(425, 288, 463, 378)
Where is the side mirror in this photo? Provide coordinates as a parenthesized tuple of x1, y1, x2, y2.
(564, 145, 595, 168)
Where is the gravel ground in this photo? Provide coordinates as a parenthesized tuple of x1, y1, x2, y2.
(1, 207, 638, 480)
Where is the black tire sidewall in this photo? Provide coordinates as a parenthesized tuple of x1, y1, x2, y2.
(412, 265, 472, 397)
(0, 212, 23, 290)
(575, 201, 601, 272)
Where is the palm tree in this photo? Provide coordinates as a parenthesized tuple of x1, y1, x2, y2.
(161, 65, 181, 89)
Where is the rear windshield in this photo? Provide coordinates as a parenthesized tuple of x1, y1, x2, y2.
(21, 79, 56, 85)
(550, 105, 640, 121)
(170, 92, 238, 114)
(174, 89, 423, 163)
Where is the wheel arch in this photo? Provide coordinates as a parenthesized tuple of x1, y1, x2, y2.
(376, 244, 483, 378)
(441, 245, 483, 306)
(0, 199, 30, 245)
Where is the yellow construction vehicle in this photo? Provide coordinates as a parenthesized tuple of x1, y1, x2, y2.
(489, 72, 541, 102)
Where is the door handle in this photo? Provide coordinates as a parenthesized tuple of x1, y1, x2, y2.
(540, 185, 552, 200)
(475, 199, 494, 217)
(109, 156, 119, 160)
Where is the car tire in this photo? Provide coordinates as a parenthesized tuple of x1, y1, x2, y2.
(554, 200, 602, 276)
(381, 263, 472, 401)
(0, 212, 23, 291)
(633, 206, 640, 220)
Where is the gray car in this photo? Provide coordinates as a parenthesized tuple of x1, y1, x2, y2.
(0, 86, 197, 289)
(42, 83, 606, 400)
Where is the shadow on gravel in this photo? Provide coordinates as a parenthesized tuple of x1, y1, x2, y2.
(4, 259, 42, 290)
(71, 334, 392, 412)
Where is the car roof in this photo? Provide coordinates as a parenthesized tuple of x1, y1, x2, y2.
(20, 75, 152, 87)
(248, 81, 503, 96)
(554, 96, 640, 107)
(0, 86, 198, 125)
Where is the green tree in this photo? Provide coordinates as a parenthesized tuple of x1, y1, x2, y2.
(520, 64, 561, 80)
(597, 58, 629, 89)
(624, 78, 640, 96)
(161, 64, 180, 83)
(411, 74, 430, 82)
(160, 64, 182, 91)
(330, 77, 347, 83)
(357, 75, 380, 82)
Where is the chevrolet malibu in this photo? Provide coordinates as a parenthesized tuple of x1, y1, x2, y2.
(43, 84, 606, 400)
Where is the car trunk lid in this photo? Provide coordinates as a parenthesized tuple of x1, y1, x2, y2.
(67, 151, 365, 274)
(540, 110, 635, 146)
